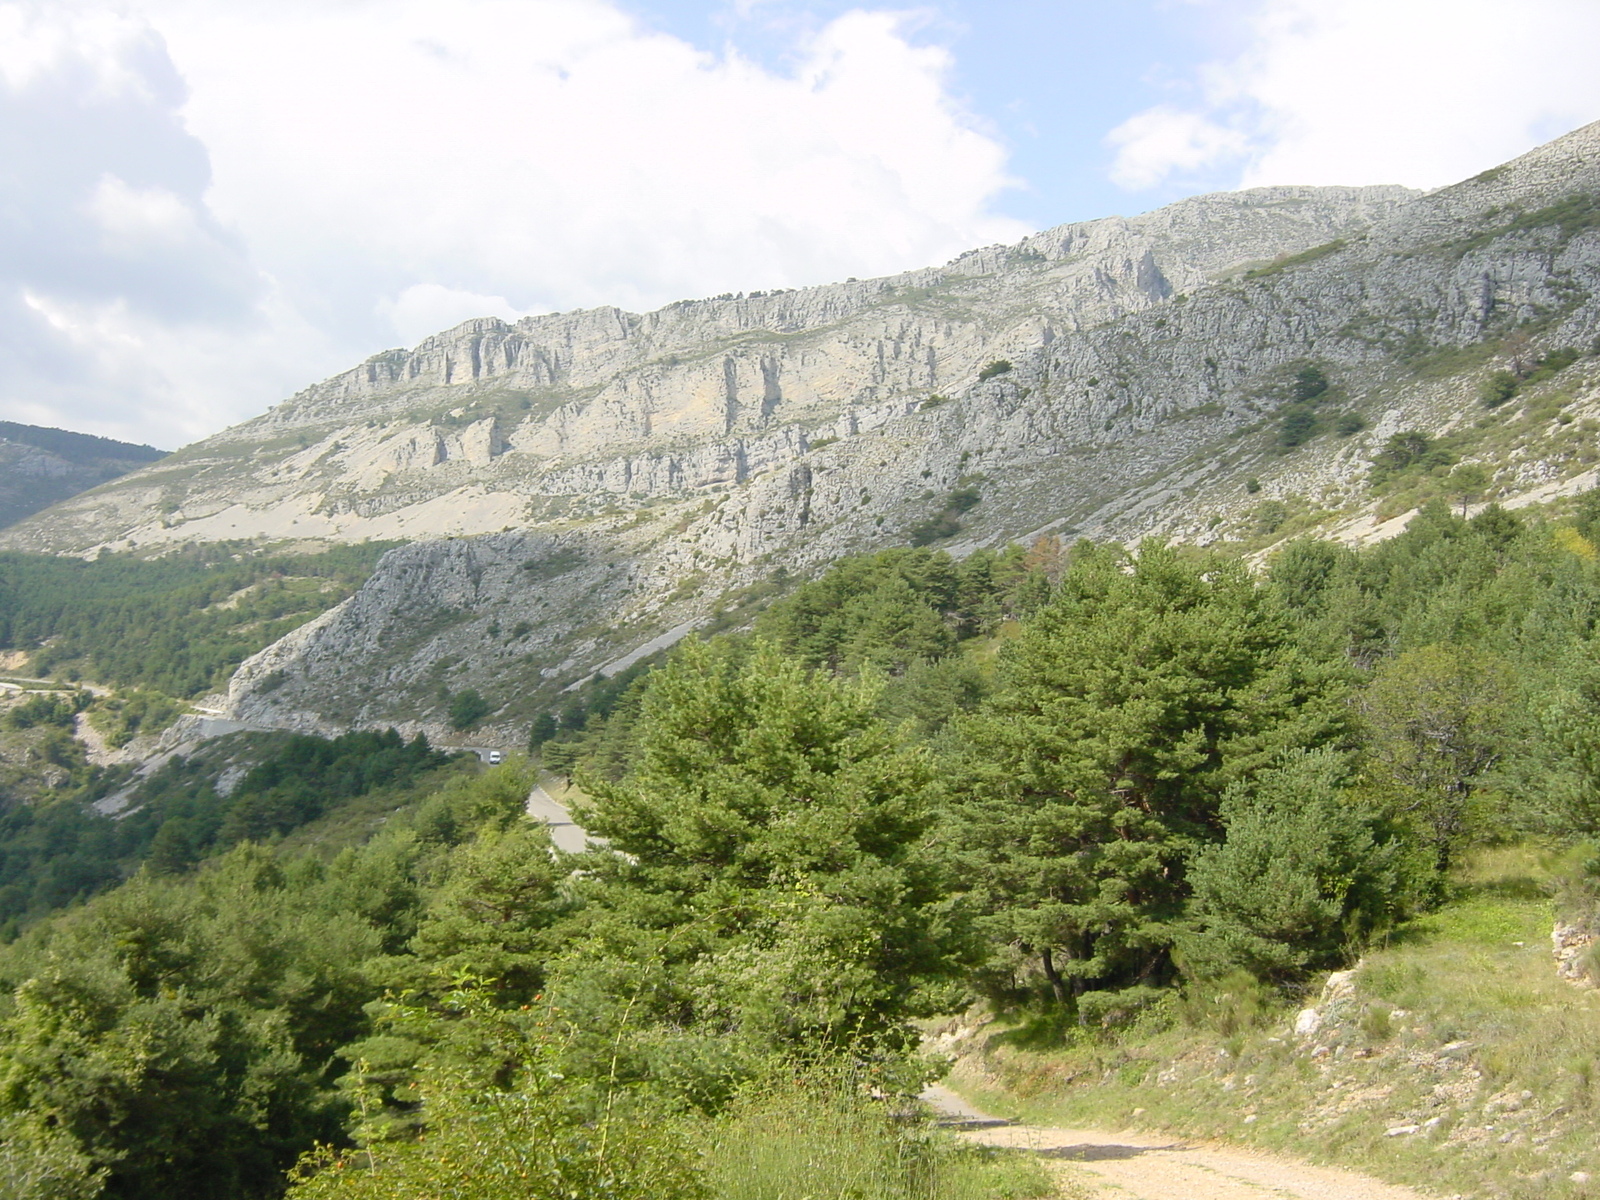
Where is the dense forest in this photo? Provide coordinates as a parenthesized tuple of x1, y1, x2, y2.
(4, 498, 1600, 1199)
(0, 541, 396, 697)
(0, 729, 464, 932)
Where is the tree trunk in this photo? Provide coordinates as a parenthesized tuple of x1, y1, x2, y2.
(1040, 946, 1069, 1004)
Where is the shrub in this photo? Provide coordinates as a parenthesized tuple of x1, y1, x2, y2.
(89, 688, 183, 747)
(1293, 365, 1330, 403)
(447, 689, 490, 731)
(2, 691, 87, 731)
(1182, 749, 1419, 981)
(976, 360, 1012, 382)
(290, 994, 704, 1200)
(1531, 346, 1582, 380)
(908, 485, 982, 546)
(1335, 413, 1366, 436)
(1370, 429, 1455, 486)
(1279, 407, 1318, 447)
(1255, 500, 1289, 535)
(1075, 985, 1170, 1030)
(1480, 370, 1519, 408)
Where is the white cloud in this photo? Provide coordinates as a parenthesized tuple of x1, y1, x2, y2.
(0, 1, 278, 446)
(1, 0, 1024, 447)
(157, 1, 1023, 316)
(0, 3, 158, 96)
(1106, 107, 1248, 190)
(1107, 0, 1600, 192)
(379, 284, 536, 349)
(85, 175, 204, 250)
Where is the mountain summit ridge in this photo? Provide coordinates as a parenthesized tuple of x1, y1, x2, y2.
(9, 120, 1600, 744)
(1, 181, 1414, 556)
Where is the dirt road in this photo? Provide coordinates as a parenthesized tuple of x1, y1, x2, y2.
(922, 1085, 1430, 1200)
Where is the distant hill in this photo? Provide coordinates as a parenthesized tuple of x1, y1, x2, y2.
(0, 422, 167, 531)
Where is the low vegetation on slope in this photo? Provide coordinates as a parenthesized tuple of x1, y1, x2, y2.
(0, 728, 468, 933)
(0, 421, 166, 530)
(942, 845, 1600, 1200)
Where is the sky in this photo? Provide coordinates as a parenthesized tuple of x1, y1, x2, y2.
(2, 0, 1598, 449)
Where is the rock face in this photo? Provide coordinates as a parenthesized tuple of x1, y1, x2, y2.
(2, 182, 1415, 557)
(1553, 921, 1597, 986)
(8, 121, 1600, 742)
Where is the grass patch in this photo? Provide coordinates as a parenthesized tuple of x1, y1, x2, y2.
(1407, 337, 1504, 380)
(1451, 194, 1600, 255)
(700, 1077, 1056, 1200)
(943, 843, 1600, 1199)
(1245, 239, 1348, 279)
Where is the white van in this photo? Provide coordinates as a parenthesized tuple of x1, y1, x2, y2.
(487, 750, 503, 765)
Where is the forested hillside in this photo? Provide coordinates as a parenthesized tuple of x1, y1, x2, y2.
(0, 542, 396, 698)
(0, 423, 165, 530)
(0, 728, 465, 932)
(4, 497, 1600, 1198)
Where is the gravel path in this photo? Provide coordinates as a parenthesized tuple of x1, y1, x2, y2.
(921, 1085, 1429, 1200)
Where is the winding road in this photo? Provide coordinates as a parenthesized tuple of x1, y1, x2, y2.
(524, 779, 591, 854)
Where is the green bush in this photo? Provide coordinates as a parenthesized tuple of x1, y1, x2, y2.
(1480, 370, 1519, 408)
(1293, 365, 1330, 403)
(1278, 407, 1318, 447)
(976, 360, 1012, 382)
(908, 486, 983, 547)
(2, 691, 88, 731)
(88, 688, 182, 747)
(1182, 749, 1421, 981)
(1370, 429, 1455, 487)
(1255, 500, 1289, 535)
(447, 689, 491, 731)
(1335, 412, 1366, 436)
(290, 993, 704, 1200)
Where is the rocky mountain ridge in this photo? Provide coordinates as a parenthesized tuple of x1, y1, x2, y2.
(9, 121, 1600, 744)
(1, 183, 1412, 556)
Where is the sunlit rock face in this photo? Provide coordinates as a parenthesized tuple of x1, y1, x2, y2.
(12, 121, 1600, 743)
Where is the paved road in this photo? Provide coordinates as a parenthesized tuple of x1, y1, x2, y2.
(525, 782, 591, 854)
(921, 1085, 1427, 1200)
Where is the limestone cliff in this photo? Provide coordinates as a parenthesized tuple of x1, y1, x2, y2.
(9, 121, 1600, 744)
(2, 182, 1411, 556)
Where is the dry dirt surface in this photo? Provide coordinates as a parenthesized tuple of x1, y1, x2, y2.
(922, 1084, 1431, 1200)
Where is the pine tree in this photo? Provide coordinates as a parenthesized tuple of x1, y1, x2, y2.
(952, 540, 1350, 1001)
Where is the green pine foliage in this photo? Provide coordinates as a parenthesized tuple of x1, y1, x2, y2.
(1181, 749, 1420, 980)
(554, 640, 968, 1081)
(950, 540, 1352, 1000)
(0, 543, 395, 697)
(10, 490, 1600, 1197)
